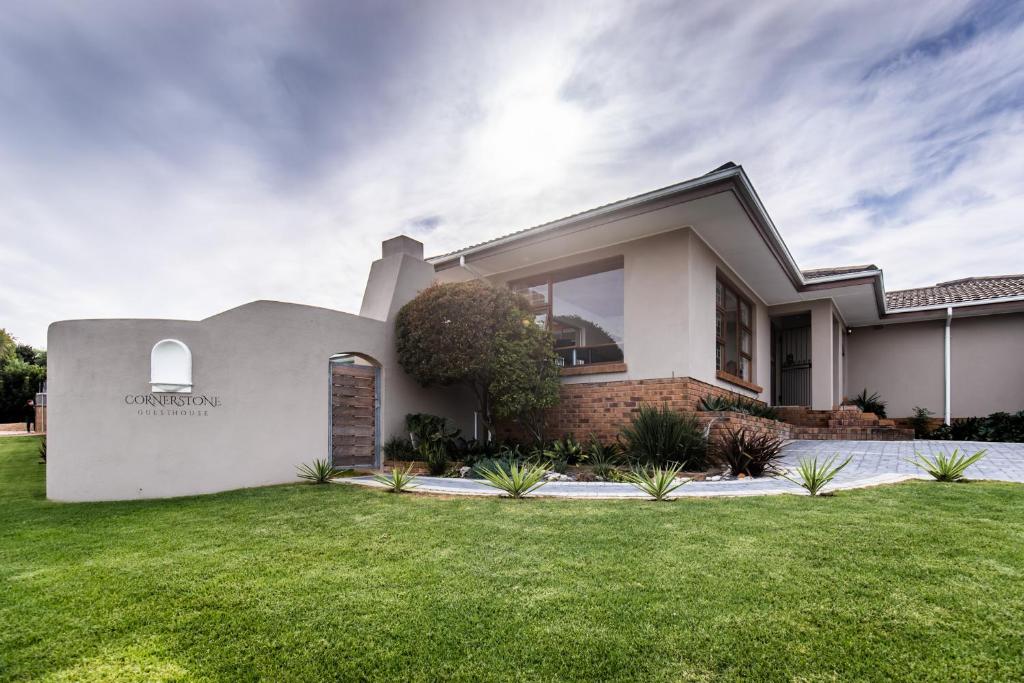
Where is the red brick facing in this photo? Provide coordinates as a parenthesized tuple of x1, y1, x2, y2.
(540, 376, 767, 443)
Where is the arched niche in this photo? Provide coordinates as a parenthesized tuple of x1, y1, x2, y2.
(151, 339, 193, 393)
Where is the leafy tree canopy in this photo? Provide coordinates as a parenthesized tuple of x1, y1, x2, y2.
(395, 281, 560, 441)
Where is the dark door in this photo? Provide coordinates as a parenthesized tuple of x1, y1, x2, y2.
(778, 325, 811, 406)
(331, 362, 378, 468)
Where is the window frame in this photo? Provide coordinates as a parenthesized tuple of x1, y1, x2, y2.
(715, 272, 755, 387)
(509, 257, 625, 369)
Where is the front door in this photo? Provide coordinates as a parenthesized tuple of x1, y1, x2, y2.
(330, 361, 378, 468)
(778, 325, 811, 406)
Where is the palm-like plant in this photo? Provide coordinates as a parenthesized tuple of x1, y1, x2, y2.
(714, 428, 785, 477)
(296, 458, 342, 484)
(372, 463, 419, 493)
(587, 434, 621, 479)
(623, 463, 689, 501)
(781, 454, 853, 496)
(477, 461, 549, 498)
(908, 448, 986, 482)
(851, 389, 887, 418)
(618, 404, 708, 469)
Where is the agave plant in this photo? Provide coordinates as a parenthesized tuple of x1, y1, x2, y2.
(781, 454, 853, 496)
(296, 458, 342, 484)
(372, 463, 419, 493)
(477, 461, 549, 498)
(908, 448, 986, 482)
(623, 463, 689, 501)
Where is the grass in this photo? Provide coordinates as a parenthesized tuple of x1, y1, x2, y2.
(1, 436, 1023, 681)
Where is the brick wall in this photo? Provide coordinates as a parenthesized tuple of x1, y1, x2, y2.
(697, 411, 792, 445)
(534, 376, 767, 443)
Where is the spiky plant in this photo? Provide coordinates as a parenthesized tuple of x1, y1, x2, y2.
(618, 404, 708, 469)
(851, 389, 887, 418)
(623, 463, 689, 501)
(372, 463, 419, 493)
(586, 434, 621, 479)
(477, 461, 549, 498)
(908, 448, 986, 482)
(781, 454, 853, 496)
(714, 428, 785, 477)
(296, 458, 341, 484)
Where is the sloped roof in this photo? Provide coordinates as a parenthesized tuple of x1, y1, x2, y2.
(885, 275, 1024, 310)
(428, 162, 740, 263)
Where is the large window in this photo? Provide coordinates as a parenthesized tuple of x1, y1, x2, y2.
(512, 259, 624, 368)
(716, 276, 753, 383)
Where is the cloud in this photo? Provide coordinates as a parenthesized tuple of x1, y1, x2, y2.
(0, 0, 1022, 347)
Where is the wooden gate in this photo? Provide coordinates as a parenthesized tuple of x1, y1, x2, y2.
(330, 362, 378, 468)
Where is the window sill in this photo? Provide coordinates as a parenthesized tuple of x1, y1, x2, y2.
(716, 370, 763, 393)
(561, 362, 627, 377)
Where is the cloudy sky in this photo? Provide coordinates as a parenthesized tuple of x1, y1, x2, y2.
(1, 0, 1022, 347)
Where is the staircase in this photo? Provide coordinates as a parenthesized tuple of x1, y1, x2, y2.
(775, 405, 914, 441)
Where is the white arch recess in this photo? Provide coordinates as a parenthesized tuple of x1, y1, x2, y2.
(151, 339, 193, 393)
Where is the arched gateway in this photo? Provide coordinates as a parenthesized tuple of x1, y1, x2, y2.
(329, 353, 381, 468)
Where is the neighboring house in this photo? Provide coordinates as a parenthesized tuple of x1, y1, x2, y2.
(46, 163, 1023, 501)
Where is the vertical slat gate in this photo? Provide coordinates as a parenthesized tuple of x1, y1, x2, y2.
(779, 326, 812, 406)
(331, 363, 377, 468)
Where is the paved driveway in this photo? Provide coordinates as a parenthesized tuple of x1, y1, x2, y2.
(782, 440, 1024, 484)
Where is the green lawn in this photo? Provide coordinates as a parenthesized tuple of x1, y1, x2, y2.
(1, 437, 1023, 681)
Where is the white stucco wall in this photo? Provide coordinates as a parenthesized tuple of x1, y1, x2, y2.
(47, 251, 472, 502)
(847, 311, 1024, 418)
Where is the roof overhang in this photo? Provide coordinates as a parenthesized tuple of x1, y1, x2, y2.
(429, 165, 1015, 327)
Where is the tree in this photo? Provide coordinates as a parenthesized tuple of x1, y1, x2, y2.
(0, 329, 14, 363)
(0, 330, 47, 423)
(395, 281, 560, 441)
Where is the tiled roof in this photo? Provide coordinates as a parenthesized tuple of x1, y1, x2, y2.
(885, 275, 1024, 310)
(801, 265, 877, 280)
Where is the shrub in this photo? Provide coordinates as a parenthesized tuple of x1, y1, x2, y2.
(296, 458, 341, 484)
(782, 454, 852, 496)
(927, 412, 1024, 443)
(908, 406, 934, 439)
(618, 404, 708, 469)
(546, 435, 586, 465)
(373, 463, 419, 493)
(908, 448, 986, 482)
(981, 411, 1024, 442)
(586, 435, 621, 479)
(698, 396, 733, 412)
(624, 463, 689, 501)
(395, 281, 559, 441)
(714, 428, 785, 477)
(477, 460, 549, 498)
(382, 435, 415, 461)
(698, 395, 779, 421)
(451, 437, 499, 466)
(406, 413, 460, 475)
(851, 389, 887, 418)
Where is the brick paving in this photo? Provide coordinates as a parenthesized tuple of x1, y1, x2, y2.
(339, 439, 1024, 498)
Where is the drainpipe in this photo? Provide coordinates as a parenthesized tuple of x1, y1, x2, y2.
(944, 306, 952, 425)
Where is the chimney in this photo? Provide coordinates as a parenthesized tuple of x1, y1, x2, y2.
(381, 235, 424, 260)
